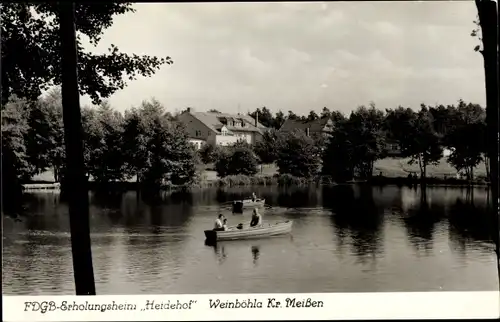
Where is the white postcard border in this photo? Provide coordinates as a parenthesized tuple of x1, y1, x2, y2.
(3, 291, 500, 321)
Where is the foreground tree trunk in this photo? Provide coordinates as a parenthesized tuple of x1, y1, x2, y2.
(484, 155, 490, 179)
(476, 0, 499, 261)
(58, 3, 96, 295)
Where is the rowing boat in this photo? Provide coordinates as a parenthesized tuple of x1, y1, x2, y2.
(231, 198, 265, 213)
(234, 198, 265, 207)
(204, 220, 293, 242)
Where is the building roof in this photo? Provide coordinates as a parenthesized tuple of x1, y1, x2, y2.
(280, 117, 333, 133)
(187, 111, 267, 135)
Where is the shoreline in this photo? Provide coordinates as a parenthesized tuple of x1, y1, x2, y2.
(21, 174, 491, 192)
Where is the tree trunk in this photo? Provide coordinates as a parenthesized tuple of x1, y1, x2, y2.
(420, 155, 427, 180)
(58, 3, 96, 295)
(476, 0, 499, 265)
(484, 154, 490, 179)
(417, 154, 424, 179)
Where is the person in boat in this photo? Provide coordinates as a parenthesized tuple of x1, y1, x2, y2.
(222, 218, 228, 231)
(250, 208, 262, 227)
(214, 214, 225, 231)
(251, 192, 257, 202)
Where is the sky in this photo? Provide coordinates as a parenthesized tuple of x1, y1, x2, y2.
(80, 1, 486, 116)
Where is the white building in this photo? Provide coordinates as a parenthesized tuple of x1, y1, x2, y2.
(177, 108, 268, 150)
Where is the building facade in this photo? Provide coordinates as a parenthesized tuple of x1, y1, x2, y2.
(177, 109, 268, 149)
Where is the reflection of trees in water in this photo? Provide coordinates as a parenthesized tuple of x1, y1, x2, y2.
(400, 187, 446, 255)
(277, 186, 319, 208)
(89, 192, 124, 225)
(323, 185, 384, 263)
(91, 191, 123, 209)
(17, 193, 66, 232)
(118, 191, 196, 287)
(448, 197, 495, 256)
(118, 192, 195, 230)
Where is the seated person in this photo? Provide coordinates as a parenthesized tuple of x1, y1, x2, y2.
(222, 218, 228, 231)
(249, 208, 262, 227)
(251, 192, 257, 202)
(213, 214, 224, 231)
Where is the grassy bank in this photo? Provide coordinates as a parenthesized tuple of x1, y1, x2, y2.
(373, 157, 488, 178)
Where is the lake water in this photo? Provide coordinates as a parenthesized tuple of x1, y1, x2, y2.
(2, 185, 498, 295)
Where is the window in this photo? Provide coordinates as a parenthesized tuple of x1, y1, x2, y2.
(195, 130, 201, 137)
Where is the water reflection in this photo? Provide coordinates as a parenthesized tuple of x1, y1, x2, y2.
(206, 243, 227, 265)
(448, 197, 496, 256)
(251, 245, 260, 266)
(323, 185, 384, 263)
(400, 188, 447, 255)
(3, 185, 498, 294)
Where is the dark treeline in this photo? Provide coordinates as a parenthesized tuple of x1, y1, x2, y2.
(2, 90, 197, 192)
(186, 101, 490, 185)
(248, 102, 487, 184)
(2, 92, 488, 190)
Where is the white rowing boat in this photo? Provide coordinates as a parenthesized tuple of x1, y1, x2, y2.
(204, 220, 293, 242)
(231, 199, 266, 213)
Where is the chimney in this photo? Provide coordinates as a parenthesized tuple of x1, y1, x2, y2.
(255, 111, 258, 127)
(186, 107, 191, 113)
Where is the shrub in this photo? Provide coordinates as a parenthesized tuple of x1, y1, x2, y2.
(199, 144, 220, 164)
(215, 145, 258, 178)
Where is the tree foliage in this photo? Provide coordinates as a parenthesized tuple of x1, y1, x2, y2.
(1, 3, 173, 214)
(445, 101, 486, 181)
(2, 95, 490, 188)
(322, 119, 356, 182)
(122, 99, 196, 188)
(81, 101, 127, 184)
(1, 3, 172, 106)
(26, 88, 65, 181)
(276, 130, 321, 178)
(248, 107, 274, 128)
(385, 105, 443, 178)
(198, 143, 220, 164)
(254, 128, 281, 164)
(346, 105, 387, 178)
(215, 144, 258, 178)
(1, 96, 33, 180)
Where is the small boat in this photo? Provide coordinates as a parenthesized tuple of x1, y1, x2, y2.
(204, 220, 293, 242)
(232, 198, 265, 213)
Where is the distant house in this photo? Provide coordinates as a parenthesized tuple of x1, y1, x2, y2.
(279, 117, 334, 138)
(177, 108, 268, 149)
